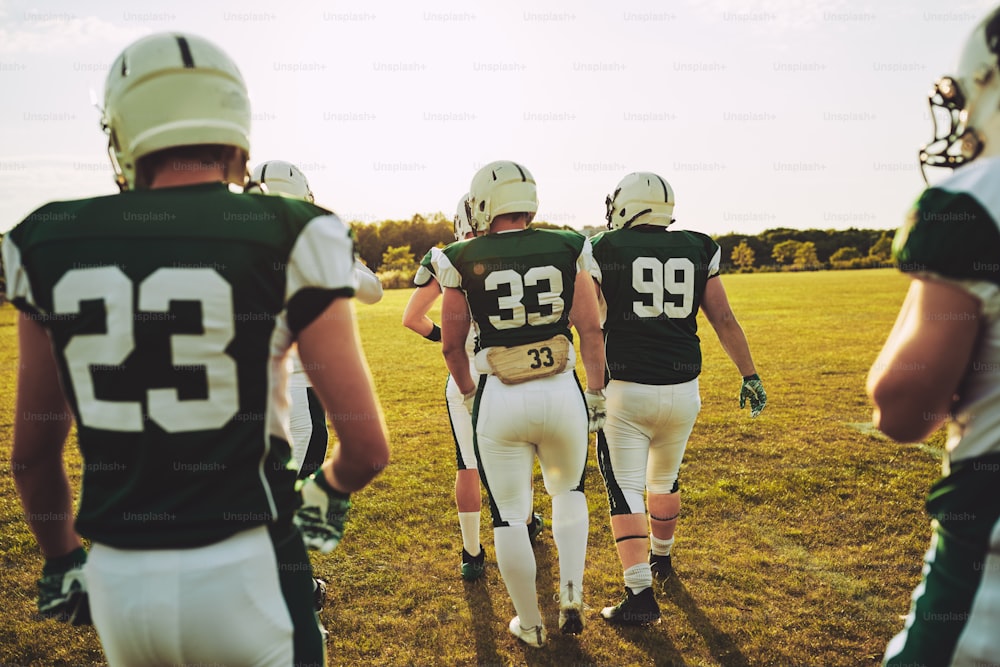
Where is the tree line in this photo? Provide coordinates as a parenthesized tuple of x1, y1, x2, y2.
(350, 215, 898, 287)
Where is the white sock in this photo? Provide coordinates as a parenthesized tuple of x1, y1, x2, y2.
(650, 535, 674, 557)
(494, 524, 541, 627)
(623, 563, 652, 593)
(551, 490, 589, 596)
(458, 512, 480, 555)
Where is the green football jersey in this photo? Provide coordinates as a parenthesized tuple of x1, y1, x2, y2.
(2, 183, 356, 548)
(892, 157, 1000, 465)
(436, 228, 591, 348)
(591, 226, 721, 385)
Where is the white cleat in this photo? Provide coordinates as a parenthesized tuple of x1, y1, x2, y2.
(558, 581, 584, 634)
(508, 616, 546, 648)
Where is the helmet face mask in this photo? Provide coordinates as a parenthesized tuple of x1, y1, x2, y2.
(919, 7, 1000, 183)
(248, 160, 314, 202)
(102, 33, 251, 191)
(605, 172, 675, 230)
(467, 160, 538, 232)
(919, 76, 983, 182)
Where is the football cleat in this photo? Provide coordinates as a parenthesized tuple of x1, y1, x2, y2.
(649, 553, 673, 580)
(508, 616, 546, 648)
(461, 546, 485, 581)
(600, 586, 661, 626)
(557, 581, 584, 635)
(527, 513, 544, 546)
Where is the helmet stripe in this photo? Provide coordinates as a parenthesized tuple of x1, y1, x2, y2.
(175, 36, 195, 68)
(259, 162, 269, 182)
(653, 173, 669, 202)
(514, 163, 526, 181)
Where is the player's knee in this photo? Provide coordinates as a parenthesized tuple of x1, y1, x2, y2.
(647, 476, 679, 496)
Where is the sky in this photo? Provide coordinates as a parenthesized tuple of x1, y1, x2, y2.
(0, 0, 995, 236)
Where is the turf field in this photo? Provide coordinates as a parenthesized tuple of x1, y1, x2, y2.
(0, 267, 940, 666)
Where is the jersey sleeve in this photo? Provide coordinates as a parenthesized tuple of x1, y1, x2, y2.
(352, 259, 384, 304)
(435, 246, 462, 289)
(705, 237, 721, 278)
(586, 234, 604, 284)
(285, 213, 357, 334)
(413, 247, 438, 287)
(894, 188, 1000, 312)
(1, 230, 38, 313)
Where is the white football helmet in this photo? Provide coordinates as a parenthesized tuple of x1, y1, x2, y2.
(920, 8, 1000, 182)
(453, 192, 475, 240)
(605, 172, 675, 230)
(466, 160, 538, 232)
(101, 32, 251, 191)
(249, 160, 315, 202)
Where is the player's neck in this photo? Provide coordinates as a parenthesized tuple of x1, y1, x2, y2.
(147, 160, 228, 190)
(489, 219, 527, 233)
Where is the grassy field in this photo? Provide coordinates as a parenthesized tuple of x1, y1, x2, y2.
(0, 267, 941, 666)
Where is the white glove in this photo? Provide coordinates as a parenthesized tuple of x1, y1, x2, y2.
(463, 389, 477, 415)
(585, 389, 607, 433)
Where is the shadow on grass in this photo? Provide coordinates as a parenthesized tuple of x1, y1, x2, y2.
(660, 575, 751, 667)
(465, 574, 502, 665)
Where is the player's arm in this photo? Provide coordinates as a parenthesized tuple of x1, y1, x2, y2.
(11, 312, 81, 559)
(867, 277, 981, 443)
(701, 276, 757, 377)
(352, 259, 384, 305)
(402, 280, 443, 341)
(442, 286, 475, 394)
(298, 297, 390, 493)
(570, 269, 606, 392)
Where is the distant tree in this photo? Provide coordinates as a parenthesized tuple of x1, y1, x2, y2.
(351, 222, 382, 270)
(731, 240, 756, 272)
(830, 247, 862, 266)
(793, 241, 822, 270)
(772, 239, 802, 265)
(869, 230, 894, 262)
(380, 245, 417, 273)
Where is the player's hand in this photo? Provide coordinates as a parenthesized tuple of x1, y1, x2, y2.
(463, 389, 476, 415)
(295, 472, 352, 554)
(37, 547, 92, 626)
(585, 389, 607, 432)
(740, 374, 767, 417)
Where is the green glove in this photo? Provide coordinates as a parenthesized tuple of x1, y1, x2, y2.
(739, 373, 767, 418)
(294, 471, 352, 554)
(38, 547, 92, 625)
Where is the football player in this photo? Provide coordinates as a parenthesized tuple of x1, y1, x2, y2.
(402, 195, 543, 582)
(438, 161, 607, 647)
(590, 172, 765, 625)
(867, 7, 1000, 665)
(248, 159, 384, 616)
(248, 159, 384, 479)
(4, 33, 389, 666)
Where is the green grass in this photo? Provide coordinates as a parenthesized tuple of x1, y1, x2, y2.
(0, 268, 940, 666)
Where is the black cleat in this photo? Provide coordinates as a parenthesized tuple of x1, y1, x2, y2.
(649, 553, 673, 580)
(600, 586, 661, 626)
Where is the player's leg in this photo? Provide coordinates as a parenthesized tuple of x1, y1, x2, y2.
(86, 525, 321, 666)
(883, 454, 1000, 665)
(532, 372, 589, 634)
(475, 376, 544, 644)
(646, 378, 700, 580)
(447, 373, 486, 580)
(597, 380, 660, 625)
(297, 387, 330, 480)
